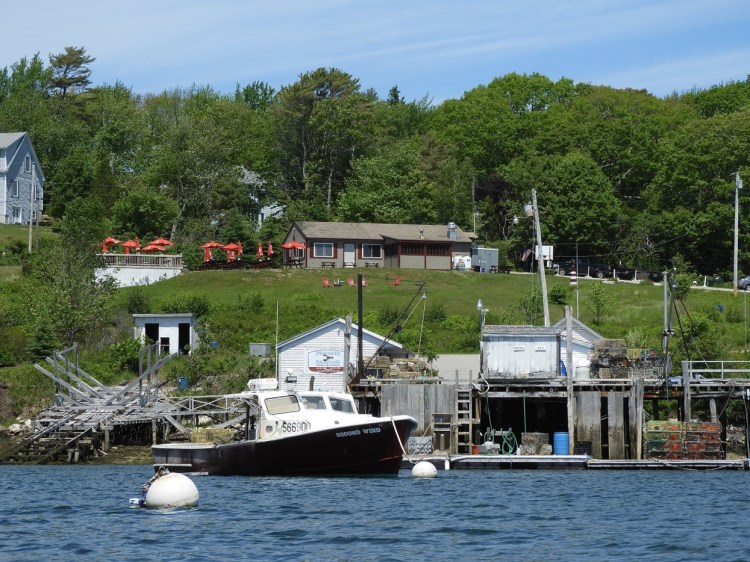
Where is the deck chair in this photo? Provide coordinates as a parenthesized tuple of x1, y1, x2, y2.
(361, 277, 368, 287)
(322, 276, 331, 288)
(389, 276, 402, 286)
(346, 277, 356, 287)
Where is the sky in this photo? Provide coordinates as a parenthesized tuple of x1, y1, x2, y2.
(4, 1, 750, 104)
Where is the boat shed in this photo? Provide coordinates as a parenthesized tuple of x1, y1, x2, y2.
(480, 325, 561, 378)
(132, 313, 198, 355)
(276, 317, 413, 393)
(552, 316, 604, 377)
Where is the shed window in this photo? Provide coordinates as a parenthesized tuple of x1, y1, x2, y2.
(24, 156, 31, 173)
(11, 180, 19, 197)
(313, 242, 334, 258)
(361, 244, 382, 258)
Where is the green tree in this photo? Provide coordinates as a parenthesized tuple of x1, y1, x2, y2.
(335, 141, 437, 223)
(49, 46, 95, 99)
(586, 283, 616, 325)
(111, 185, 180, 239)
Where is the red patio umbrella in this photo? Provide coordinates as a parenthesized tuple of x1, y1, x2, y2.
(257, 242, 264, 259)
(267, 241, 274, 256)
(281, 241, 306, 249)
(122, 239, 139, 255)
(149, 237, 174, 247)
(103, 236, 121, 245)
(223, 243, 240, 261)
(237, 241, 243, 257)
(201, 241, 223, 262)
(139, 244, 165, 253)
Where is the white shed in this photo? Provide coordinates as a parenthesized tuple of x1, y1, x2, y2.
(277, 318, 412, 392)
(132, 313, 199, 355)
(480, 325, 561, 378)
(552, 316, 604, 377)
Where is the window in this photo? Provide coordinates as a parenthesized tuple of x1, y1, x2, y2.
(361, 243, 382, 259)
(24, 155, 31, 173)
(313, 242, 334, 258)
(11, 207, 21, 224)
(11, 180, 19, 197)
(264, 395, 301, 415)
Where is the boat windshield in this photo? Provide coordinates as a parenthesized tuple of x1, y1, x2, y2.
(329, 396, 356, 414)
(264, 394, 301, 415)
(301, 395, 327, 410)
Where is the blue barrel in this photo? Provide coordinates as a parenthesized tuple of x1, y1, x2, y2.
(177, 376, 189, 390)
(553, 432, 569, 455)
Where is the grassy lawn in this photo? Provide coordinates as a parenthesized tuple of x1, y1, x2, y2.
(0, 223, 57, 246)
(120, 267, 748, 355)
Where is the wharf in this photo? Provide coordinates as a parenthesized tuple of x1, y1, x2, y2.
(404, 455, 750, 471)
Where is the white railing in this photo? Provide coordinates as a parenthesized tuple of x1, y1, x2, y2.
(685, 360, 750, 379)
(98, 253, 183, 268)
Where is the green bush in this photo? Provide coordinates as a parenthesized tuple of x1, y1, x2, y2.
(548, 283, 570, 305)
(160, 291, 212, 318)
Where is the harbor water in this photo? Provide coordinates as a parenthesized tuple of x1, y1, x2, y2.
(1, 464, 749, 561)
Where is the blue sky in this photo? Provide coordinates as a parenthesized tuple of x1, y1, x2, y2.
(5, 1, 750, 103)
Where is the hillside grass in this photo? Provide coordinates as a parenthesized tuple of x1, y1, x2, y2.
(120, 267, 749, 356)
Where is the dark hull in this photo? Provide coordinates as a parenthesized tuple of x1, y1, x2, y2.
(153, 417, 417, 476)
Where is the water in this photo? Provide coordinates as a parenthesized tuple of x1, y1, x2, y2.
(1, 464, 749, 561)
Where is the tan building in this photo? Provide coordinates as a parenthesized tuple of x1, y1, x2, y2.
(282, 221, 475, 270)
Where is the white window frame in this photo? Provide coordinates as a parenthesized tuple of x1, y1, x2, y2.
(11, 180, 19, 197)
(24, 155, 31, 173)
(313, 242, 334, 258)
(362, 243, 382, 259)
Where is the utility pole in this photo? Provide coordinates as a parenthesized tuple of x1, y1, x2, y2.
(27, 164, 35, 254)
(531, 189, 550, 327)
(734, 171, 742, 295)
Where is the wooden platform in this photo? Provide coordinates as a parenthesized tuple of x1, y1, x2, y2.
(403, 455, 749, 471)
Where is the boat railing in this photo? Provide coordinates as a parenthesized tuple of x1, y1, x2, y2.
(157, 394, 250, 417)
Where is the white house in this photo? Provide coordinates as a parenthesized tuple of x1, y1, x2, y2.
(132, 313, 199, 355)
(276, 317, 413, 392)
(552, 316, 604, 378)
(0, 132, 44, 225)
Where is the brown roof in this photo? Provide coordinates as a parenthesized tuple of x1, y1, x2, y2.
(294, 221, 474, 243)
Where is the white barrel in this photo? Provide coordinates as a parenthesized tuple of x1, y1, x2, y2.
(575, 359, 591, 380)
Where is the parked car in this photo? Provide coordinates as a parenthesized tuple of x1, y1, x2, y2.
(555, 257, 612, 279)
(739, 275, 750, 290)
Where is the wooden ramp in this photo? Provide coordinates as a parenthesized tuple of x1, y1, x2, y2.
(0, 344, 178, 464)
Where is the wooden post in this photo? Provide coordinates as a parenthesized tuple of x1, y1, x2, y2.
(152, 419, 158, 445)
(565, 306, 575, 454)
(103, 428, 110, 452)
(608, 391, 625, 459)
(682, 360, 691, 421)
(709, 398, 718, 422)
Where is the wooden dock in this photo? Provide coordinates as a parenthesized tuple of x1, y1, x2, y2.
(404, 455, 749, 471)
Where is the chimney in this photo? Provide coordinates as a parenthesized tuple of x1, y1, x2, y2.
(447, 222, 457, 241)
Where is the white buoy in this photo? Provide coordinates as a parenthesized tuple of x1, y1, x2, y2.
(144, 472, 199, 508)
(412, 461, 438, 478)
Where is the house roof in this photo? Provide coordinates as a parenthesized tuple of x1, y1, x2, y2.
(0, 131, 45, 183)
(552, 316, 605, 343)
(293, 221, 474, 243)
(0, 132, 25, 148)
(277, 317, 408, 353)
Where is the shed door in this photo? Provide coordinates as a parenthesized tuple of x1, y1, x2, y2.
(344, 243, 356, 267)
